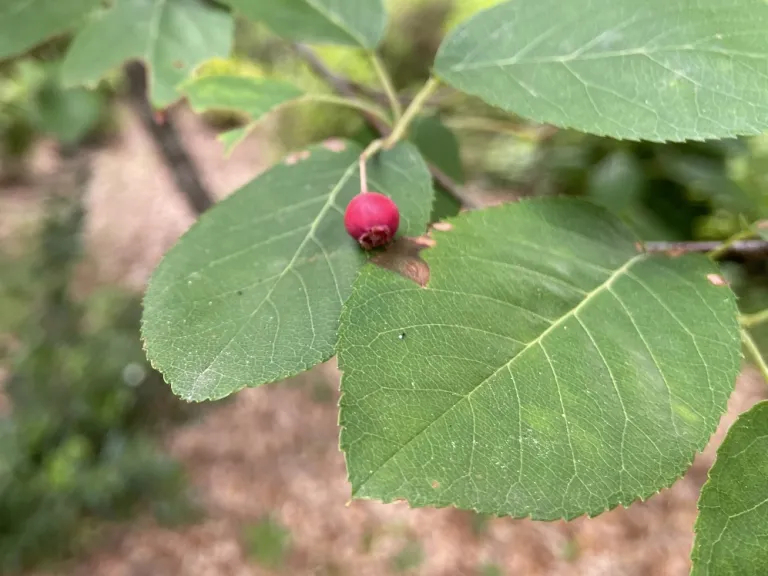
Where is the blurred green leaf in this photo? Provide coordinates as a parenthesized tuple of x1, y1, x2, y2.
(410, 114, 465, 183)
(478, 564, 503, 576)
(656, 148, 756, 217)
(35, 83, 105, 145)
(691, 401, 768, 575)
(242, 516, 291, 569)
(587, 151, 644, 215)
(142, 141, 434, 401)
(184, 75, 303, 117)
(390, 541, 424, 573)
(430, 188, 462, 223)
(587, 151, 677, 241)
(0, 0, 100, 60)
(410, 114, 464, 221)
(226, 0, 387, 49)
(182, 74, 304, 154)
(338, 198, 740, 519)
(435, 0, 768, 142)
(61, 0, 234, 108)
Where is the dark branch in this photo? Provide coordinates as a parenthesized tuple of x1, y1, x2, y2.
(428, 164, 484, 210)
(124, 61, 215, 215)
(292, 44, 390, 134)
(644, 239, 768, 257)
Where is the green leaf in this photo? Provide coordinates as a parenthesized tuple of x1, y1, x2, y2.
(226, 0, 386, 49)
(61, 0, 234, 108)
(36, 86, 104, 145)
(691, 400, 768, 575)
(410, 115, 465, 184)
(337, 198, 740, 519)
(218, 126, 251, 155)
(430, 188, 463, 223)
(142, 140, 433, 402)
(587, 151, 645, 215)
(0, 0, 100, 60)
(587, 151, 678, 241)
(410, 114, 464, 222)
(182, 74, 304, 154)
(183, 74, 304, 118)
(434, 0, 768, 142)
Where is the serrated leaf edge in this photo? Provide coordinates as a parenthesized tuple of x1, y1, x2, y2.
(336, 198, 739, 520)
(141, 140, 364, 402)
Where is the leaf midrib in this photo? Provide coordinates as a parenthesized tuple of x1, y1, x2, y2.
(448, 43, 768, 73)
(304, 0, 368, 48)
(350, 251, 648, 496)
(184, 156, 359, 400)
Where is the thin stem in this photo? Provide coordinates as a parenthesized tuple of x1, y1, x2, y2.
(370, 52, 402, 121)
(292, 44, 483, 210)
(707, 227, 756, 260)
(742, 329, 768, 383)
(741, 309, 768, 329)
(359, 139, 384, 193)
(383, 76, 441, 148)
(300, 94, 392, 127)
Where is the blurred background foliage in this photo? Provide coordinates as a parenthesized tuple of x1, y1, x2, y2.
(1, 0, 768, 571)
(0, 174, 200, 572)
(0, 53, 118, 184)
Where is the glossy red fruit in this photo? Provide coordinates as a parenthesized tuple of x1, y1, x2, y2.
(344, 192, 400, 250)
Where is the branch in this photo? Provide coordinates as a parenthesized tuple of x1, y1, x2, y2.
(124, 61, 215, 215)
(644, 239, 768, 257)
(291, 44, 490, 208)
(428, 164, 484, 209)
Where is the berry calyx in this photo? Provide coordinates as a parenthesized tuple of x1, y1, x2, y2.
(344, 192, 400, 250)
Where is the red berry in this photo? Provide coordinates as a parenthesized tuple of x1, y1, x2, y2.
(344, 192, 400, 250)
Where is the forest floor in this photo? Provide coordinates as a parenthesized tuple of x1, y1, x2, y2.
(3, 104, 766, 576)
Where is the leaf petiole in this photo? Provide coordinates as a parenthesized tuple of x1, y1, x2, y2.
(359, 139, 384, 193)
(383, 77, 441, 149)
(370, 52, 402, 122)
(740, 309, 768, 329)
(741, 328, 768, 383)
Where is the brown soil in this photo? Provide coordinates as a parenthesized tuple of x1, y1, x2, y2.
(6, 105, 766, 576)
